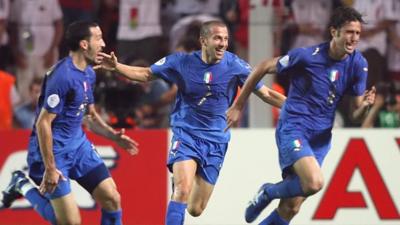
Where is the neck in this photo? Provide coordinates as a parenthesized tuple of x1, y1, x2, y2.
(70, 51, 88, 71)
(328, 40, 347, 60)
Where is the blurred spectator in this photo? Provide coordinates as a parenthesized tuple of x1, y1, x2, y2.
(387, 0, 400, 88)
(116, 0, 164, 64)
(170, 14, 218, 52)
(0, 69, 20, 129)
(128, 59, 177, 129)
(234, 0, 249, 60)
(219, 0, 239, 52)
(346, 0, 396, 88)
(289, 0, 332, 49)
(97, 0, 119, 53)
(58, 0, 96, 57)
(9, 0, 63, 102)
(234, 0, 283, 61)
(362, 83, 400, 128)
(0, 0, 11, 70)
(13, 77, 42, 129)
(175, 20, 202, 52)
(134, 79, 177, 128)
(171, 0, 221, 18)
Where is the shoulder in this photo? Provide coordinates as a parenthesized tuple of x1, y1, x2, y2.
(226, 51, 251, 71)
(46, 58, 73, 84)
(348, 50, 368, 70)
(154, 52, 189, 66)
(352, 50, 368, 64)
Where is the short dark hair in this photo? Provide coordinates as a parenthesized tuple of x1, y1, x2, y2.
(328, 6, 365, 29)
(200, 20, 226, 38)
(65, 21, 99, 51)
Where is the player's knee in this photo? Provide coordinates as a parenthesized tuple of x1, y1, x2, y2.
(280, 203, 301, 218)
(187, 204, 205, 217)
(173, 184, 191, 201)
(99, 189, 121, 211)
(303, 177, 324, 195)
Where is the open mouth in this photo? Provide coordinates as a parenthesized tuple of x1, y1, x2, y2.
(345, 42, 356, 51)
(216, 49, 224, 56)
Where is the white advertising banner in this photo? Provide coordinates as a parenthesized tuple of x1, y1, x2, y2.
(185, 129, 400, 225)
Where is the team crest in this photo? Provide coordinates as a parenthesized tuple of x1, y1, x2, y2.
(203, 72, 213, 84)
(279, 55, 289, 67)
(293, 139, 302, 151)
(329, 70, 339, 82)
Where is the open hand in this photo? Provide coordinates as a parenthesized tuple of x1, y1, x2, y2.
(224, 104, 242, 132)
(363, 86, 376, 107)
(39, 168, 66, 195)
(94, 52, 118, 71)
(114, 128, 139, 155)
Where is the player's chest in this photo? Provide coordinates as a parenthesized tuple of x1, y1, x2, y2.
(181, 68, 234, 96)
(305, 63, 352, 94)
(66, 78, 92, 107)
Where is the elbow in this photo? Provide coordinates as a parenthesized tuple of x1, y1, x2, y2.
(35, 118, 50, 135)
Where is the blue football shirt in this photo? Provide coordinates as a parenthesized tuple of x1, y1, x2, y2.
(150, 51, 262, 143)
(276, 42, 368, 130)
(29, 56, 96, 155)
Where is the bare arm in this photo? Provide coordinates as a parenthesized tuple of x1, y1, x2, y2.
(253, 85, 286, 108)
(35, 108, 65, 194)
(225, 57, 280, 130)
(361, 94, 384, 128)
(350, 86, 376, 123)
(84, 104, 138, 155)
(97, 52, 155, 82)
(234, 57, 279, 110)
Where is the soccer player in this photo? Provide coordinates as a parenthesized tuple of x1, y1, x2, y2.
(1, 21, 138, 225)
(96, 20, 286, 225)
(226, 7, 376, 225)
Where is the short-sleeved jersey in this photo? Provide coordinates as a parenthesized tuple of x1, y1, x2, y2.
(277, 42, 368, 130)
(150, 51, 262, 143)
(29, 56, 96, 156)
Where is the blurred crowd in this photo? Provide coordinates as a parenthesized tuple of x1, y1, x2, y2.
(0, 0, 399, 130)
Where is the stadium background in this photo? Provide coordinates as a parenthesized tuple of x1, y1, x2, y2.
(1, 0, 400, 224)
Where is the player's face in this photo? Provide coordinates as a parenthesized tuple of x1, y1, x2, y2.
(202, 25, 229, 63)
(332, 21, 361, 56)
(85, 26, 105, 64)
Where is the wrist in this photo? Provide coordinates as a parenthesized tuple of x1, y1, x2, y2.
(45, 164, 56, 171)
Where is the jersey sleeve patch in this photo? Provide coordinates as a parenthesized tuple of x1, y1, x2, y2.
(47, 94, 60, 108)
(279, 55, 289, 67)
(155, 57, 166, 66)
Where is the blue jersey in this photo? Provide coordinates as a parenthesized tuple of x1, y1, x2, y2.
(277, 42, 368, 130)
(150, 51, 262, 143)
(29, 56, 96, 156)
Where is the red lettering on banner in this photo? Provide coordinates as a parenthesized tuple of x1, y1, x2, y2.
(313, 138, 400, 220)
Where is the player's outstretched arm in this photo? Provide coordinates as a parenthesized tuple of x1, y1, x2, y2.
(96, 52, 155, 82)
(84, 104, 139, 155)
(350, 86, 376, 122)
(254, 86, 286, 108)
(225, 57, 280, 131)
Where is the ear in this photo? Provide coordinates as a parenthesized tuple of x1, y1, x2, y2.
(79, 40, 89, 50)
(199, 36, 206, 46)
(329, 27, 337, 38)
